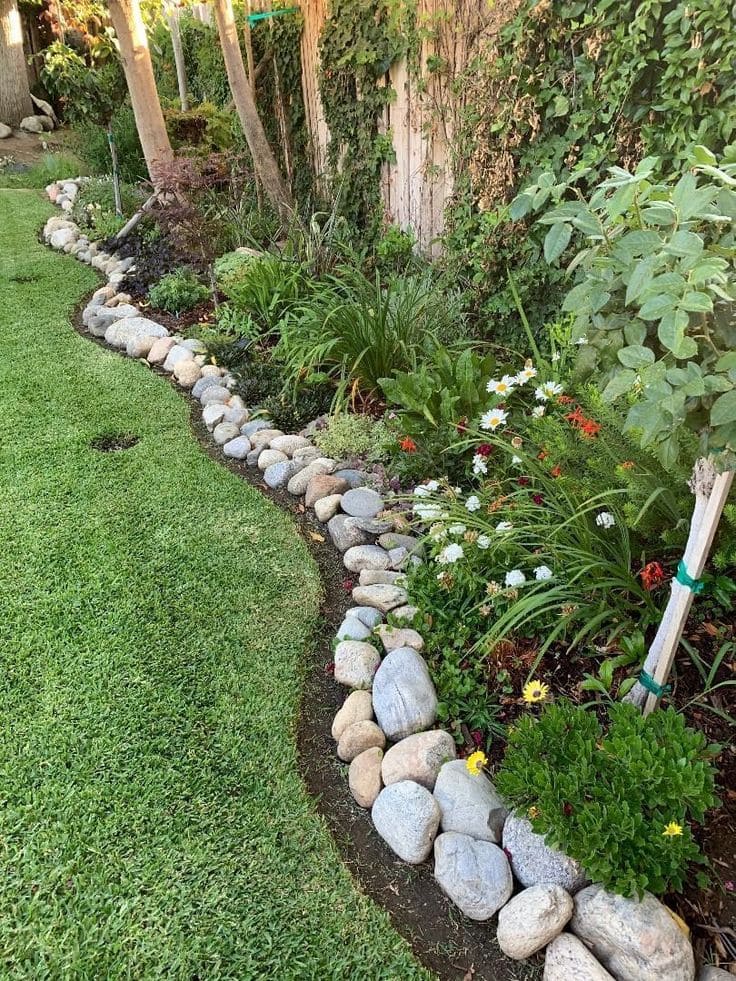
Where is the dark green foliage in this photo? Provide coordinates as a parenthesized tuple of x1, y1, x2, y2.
(261, 384, 335, 433)
(73, 107, 146, 184)
(218, 254, 310, 332)
(164, 103, 237, 155)
(496, 700, 719, 897)
(148, 268, 210, 315)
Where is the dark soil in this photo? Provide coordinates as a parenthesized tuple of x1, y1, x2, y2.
(90, 432, 140, 452)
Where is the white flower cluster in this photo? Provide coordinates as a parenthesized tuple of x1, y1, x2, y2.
(478, 361, 566, 433)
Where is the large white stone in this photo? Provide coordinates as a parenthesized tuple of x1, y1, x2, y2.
(503, 814, 588, 892)
(543, 934, 615, 981)
(497, 884, 574, 959)
(371, 780, 440, 864)
(334, 641, 381, 690)
(372, 647, 437, 740)
(433, 831, 513, 921)
(433, 759, 508, 843)
(331, 690, 374, 741)
(571, 885, 695, 981)
(381, 730, 456, 790)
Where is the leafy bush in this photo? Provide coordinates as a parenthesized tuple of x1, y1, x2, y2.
(261, 385, 335, 434)
(0, 152, 81, 189)
(496, 700, 719, 897)
(40, 39, 125, 123)
(314, 413, 393, 460)
(519, 148, 736, 468)
(218, 254, 308, 332)
(374, 225, 418, 275)
(70, 178, 142, 234)
(73, 107, 146, 184)
(148, 268, 210, 315)
(164, 103, 236, 154)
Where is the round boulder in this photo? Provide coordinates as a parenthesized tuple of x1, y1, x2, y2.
(382, 730, 456, 790)
(434, 759, 508, 843)
(334, 641, 381, 690)
(331, 689, 374, 741)
(372, 647, 437, 740)
(543, 934, 615, 981)
(349, 747, 384, 809)
(371, 780, 440, 864)
(434, 831, 513, 921)
(497, 884, 574, 960)
(503, 813, 588, 892)
(337, 720, 386, 762)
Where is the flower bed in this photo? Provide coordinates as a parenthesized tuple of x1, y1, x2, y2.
(41, 179, 732, 981)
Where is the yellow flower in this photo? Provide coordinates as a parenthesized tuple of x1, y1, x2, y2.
(662, 821, 683, 838)
(466, 751, 488, 776)
(522, 680, 550, 704)
(528, 806, 540, 819)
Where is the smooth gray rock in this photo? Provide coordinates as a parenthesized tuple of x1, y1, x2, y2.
(263, 460, 301, 489)
(91, 303, 139, 329)
(503, 814, 588, 893)
(359, 569, 405, 586)
(498, 884, 574, 959)
(20, 114, 44, 133)
(349, 516, 395, 535)
(270, 434, 312, 456)
(327, 514, 370, 552)
(343, 545, 392, 573)
(349, 606, 384, 629)
(698, 969, 733, 981)
(246, 449, 261, 467)
(212, 422, 241, 445)
(50, 226, 77, 249)
(434, 832, 513, 921)
(314, 494, 343, 522)
(372, 780, 440, 864)
(162, 344, 194, 373)
(199, 384, 231, 406)
(543, 934, 615, 981)
(351, 584, 409, 614)
(571, 885, 696, 981)
(224, 406, 249, 428)
(337, 720, 386, 763)
(250, 428, 285, 452)
(378, 532, 423, 555)
(336, 617, 372, 642)
(388, 546, 410, 570)
(192, 374, 226, 399)
(372, 647, 437, 740)
(222, 435, 252, 460)
(331, 689, 373, 741)
(258, 448, 288, 471)
(0, 123, 12, 139)
(334, 468, 367, 488)
(382, 730, 456, 790)
(105, 317, 166, 349)
(341, 487, 385, 518)
(287, 458, 336, 495)
(334, 641, 381, 690)
(202, 404, 227, 431)
(375, 624, 424, 653)
(292, 446, 322, 465)
(433, 759, 507, 843)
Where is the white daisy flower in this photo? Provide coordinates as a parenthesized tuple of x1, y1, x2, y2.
(534, 565, 553, 581)
(496, 521, 513, 532)
(596, 511, 616, 530)
(531, 405, 546, 419)
(448, 523, 467, 536)
(413, 479, 440, 497)
(515, 364, 538, 384)
(480, 408, 509, 431)
(486, 374, 517, 396)
(477, 535, 491, 550)
(511, 455, 522, 465)
(472, 454, 488, 475)
(534, 381, 564, 401)
(505, 569, 526, 588)
(414, 502, 445, 521)
(437, 543, 464, 564)
(465, 496, 481, 512)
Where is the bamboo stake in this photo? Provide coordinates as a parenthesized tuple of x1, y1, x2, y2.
(625, 457, 735, 714)
(243, 0, 264, 211)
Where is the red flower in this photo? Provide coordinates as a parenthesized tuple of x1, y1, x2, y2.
(550, 465, 562, 478)
(471, 729, 483, 746)
(456, 417, 468, 434)
(532, 493, 545, 505)
(399, 436, 417, 453)
(641, 561, 667, 591)
(477, 443, 493, 457)
(565, 407, 587, 426)
(538, 449, 549, 461)
(580, 419, 601, 438)
(557, 395, 574, 405)
(620, 460, 635, 471)
(517, 476, 531, 487)
(341, 578, 354, 592)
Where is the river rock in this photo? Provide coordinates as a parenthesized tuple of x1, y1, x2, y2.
(0, 123, 11, 139)
(433, 759, 507, 842)
(241, 420, 273, 438)
(434, 832, 513, 921)
(337, 720, 386, 762)
(147, 336, 177, 365)
(202, 404, 227, 430)
(498, 884, 574, 959)
(503, 814, 588, 893)
(162, 345, 194, 373)
(258, 448, 288, 470)
(349, 606, 383, 629)
(106, 317, 167, 349)
(378, 532, 423, 556)
(351, 584, 408, 614)
(191, 374, 224, 398)
(336, 616, 372, 642)
(263, 460, 301, 489)
(213, 422, 241, 445)
(305, 474, 349, 508)
(50, 227, 76, 249)
(343, 545, 391, 573)
(269, 434, 312, 456)
(382, 730, 456, 790)
(698, 970, 733, 981)
(371, 781, 440, 864)
(222, 435, 252, 459)
(349, 747, 384, 808)
(174, 360, 201, 388)
(334, 468, 367, 488)
(359, 570, 405, 586)
(372, 647, 437, 740)
(327, 514, 369, 552)
(199, 384, 231, 406)
(293, 446, 321, 465)
(287, 458, 336, 495)
(20, 115, 44, 133)
(543, 934, 615, 981)
(314, 494, 343, 522)
(341, 487, 385, 518)
(570, 885, 696, 981)
(331, 689, 373, 740)
(224, 406, 249, 428)
(334, 641, 381, 690)
(375, 625, 424, 653)
(391, 603, 418, 621)
(251, 428, 284, 452)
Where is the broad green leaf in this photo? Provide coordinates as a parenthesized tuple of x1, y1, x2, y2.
(624, 322, 647, 345)
(509, 192, 533, 220)
(602, 369, 637, 402)
(716, 352, 736, 371)
(657, 308, 689, 352)
(544, 222, 573, 264)
(681, 291, 713, 313)
(640, 293, 676, 321)
(664, 230, 704, 258)
(618, 345, 655, 369)
(691, 145, 717, 166)
(672, 336, 699, 360)
(625, 257, 656, 305)
(711, 388, 736, 426)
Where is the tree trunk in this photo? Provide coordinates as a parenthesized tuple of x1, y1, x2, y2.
(166, 2, 189, 111)
(625, 458, 734, 713)
(211, 0, 294, 224)
(0, 0, 33, 126)
(108, 0, 174, 187)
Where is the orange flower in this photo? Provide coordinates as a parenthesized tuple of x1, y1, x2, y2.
(579, 419, 601, 438)
(641, 561, 667, 591)
(620, 460, 635, 471)
(550, 465, 562, 478)
(399, 436, 417, 453)
(557, 394, 574, 405)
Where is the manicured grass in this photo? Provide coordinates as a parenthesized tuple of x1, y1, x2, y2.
(0, 190, 430, 980)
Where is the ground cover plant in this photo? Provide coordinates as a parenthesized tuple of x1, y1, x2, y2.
(0, 189, 431, 979)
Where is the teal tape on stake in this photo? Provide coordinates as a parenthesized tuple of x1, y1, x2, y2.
(639, 670, 672, 698)
(247, 6, 299, 24)
(675, 560, 705, 594)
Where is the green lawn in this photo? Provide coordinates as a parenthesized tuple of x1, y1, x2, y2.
(0, 190, 429, 980)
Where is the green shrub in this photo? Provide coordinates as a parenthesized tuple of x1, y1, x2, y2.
(70, 178, 142, 233)
(164, 103, 236, 154)
(39, 40, 125, 123)
(218, 254, 308, 332)
(496, 700, 719, 897)
(73, 107, 146, 184)
(374, 225, 418, 275)
(0, 152, 81, 189)
(148, 268, 210, 315)
(314, 413, 392, 459)
(261, 385, 335, 433)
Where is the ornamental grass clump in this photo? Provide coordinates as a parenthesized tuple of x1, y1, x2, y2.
(495, 700, 719, 897)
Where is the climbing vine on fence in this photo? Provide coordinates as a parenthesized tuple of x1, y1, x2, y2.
(318, 0, 415, 235)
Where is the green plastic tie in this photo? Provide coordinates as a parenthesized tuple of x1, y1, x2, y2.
(639, 670, 671, 698)
(675, 560, 705, 595)
(247, 6, 299, 24)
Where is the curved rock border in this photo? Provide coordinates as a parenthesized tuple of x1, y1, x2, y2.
(40, 181, 709, 981)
